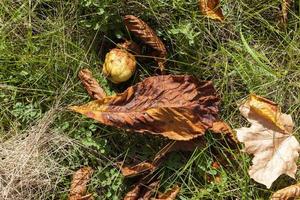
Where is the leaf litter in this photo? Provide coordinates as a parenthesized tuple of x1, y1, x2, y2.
(68, 10, 300, 199)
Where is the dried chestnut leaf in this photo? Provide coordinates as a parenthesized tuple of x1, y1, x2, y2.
(70, 75, 220, 141)
(68, 167, 94, 200)
(79, 69, 106, 100)
(124, 15, 167, 71)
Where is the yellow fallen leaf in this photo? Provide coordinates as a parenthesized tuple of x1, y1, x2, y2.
(235, 94, 300, 188)
(199, 0, 224, 21)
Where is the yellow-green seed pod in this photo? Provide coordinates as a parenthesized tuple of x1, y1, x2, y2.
(102, 48, 136, 84)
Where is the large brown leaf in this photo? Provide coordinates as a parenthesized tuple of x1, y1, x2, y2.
(271, 183, 300, 200)
(68, 167, 94, 200)
(70, 75, 220, 141)
(199, 0, 224, 21)
(235, 94, 300, 188)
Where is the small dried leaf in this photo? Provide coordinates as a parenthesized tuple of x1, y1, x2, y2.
(271, 183, 300, 200)
(235, 94, 300, 188)
(68, 167, 94, 200)
(279, 0, 292, 27)
(70, 75, 220, 141)
(117, 40, 142, 55)
(141, 181, 160, 200)
(211, 161, 221, 169)
(123, 184, 141, 200)
(123, 181, 160, 200)
(119, 162, 155, 177)
(124, 15, 167, 71)
(155, 185, 180, 200)
(209, 120, 238, 146)
(78, 69, 107, 100)
(153, 138, 206, 166)
(204, 161, 222, 184)
(199, 0, 224, 21)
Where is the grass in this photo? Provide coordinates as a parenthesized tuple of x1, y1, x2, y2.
(0, 0, 299, 199)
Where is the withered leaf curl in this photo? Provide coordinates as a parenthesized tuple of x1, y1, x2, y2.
(118, 162, 155, 177)
(78, 69, 106, 100)
(124, 15, 167, 71)
(155, 185, 180, 200)
(279, 0, 292, 27)
(235, 94, 300, 188)
(70, 75, 220, 141)
(124, 181, 160, 200)
(199, 0, 224, 21)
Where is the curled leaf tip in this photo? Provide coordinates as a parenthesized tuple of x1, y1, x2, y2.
(199, 0, 224, 21)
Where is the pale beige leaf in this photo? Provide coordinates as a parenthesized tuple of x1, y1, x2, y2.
(235, 94, 300, 188)
(271, 183, 300, 200)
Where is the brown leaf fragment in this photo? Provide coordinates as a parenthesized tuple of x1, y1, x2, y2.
(124, 184, 141, 200)
(119, 139, 206, 179)
(204, 161, 222, 184)
(123, 181, 160, 200)
(199, 0, 224, 21)
(155, 185, 180, 200)
(78, 69, 106, 100)
(70, 75, 220, 141)
(271, 183, 300, 200)
(68, 167, 94, 200)
(123, 15, 167, 71)
(235, 94, 300, 188)
(279, 0, 292, 27)
(210, 120, 238, 147)
(141, 181, 160, 200)
(79, 194, 94, 200)
(152, 138, 206, 169)
(118, 162, 155, 177)
(117, 40, 142, 55)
